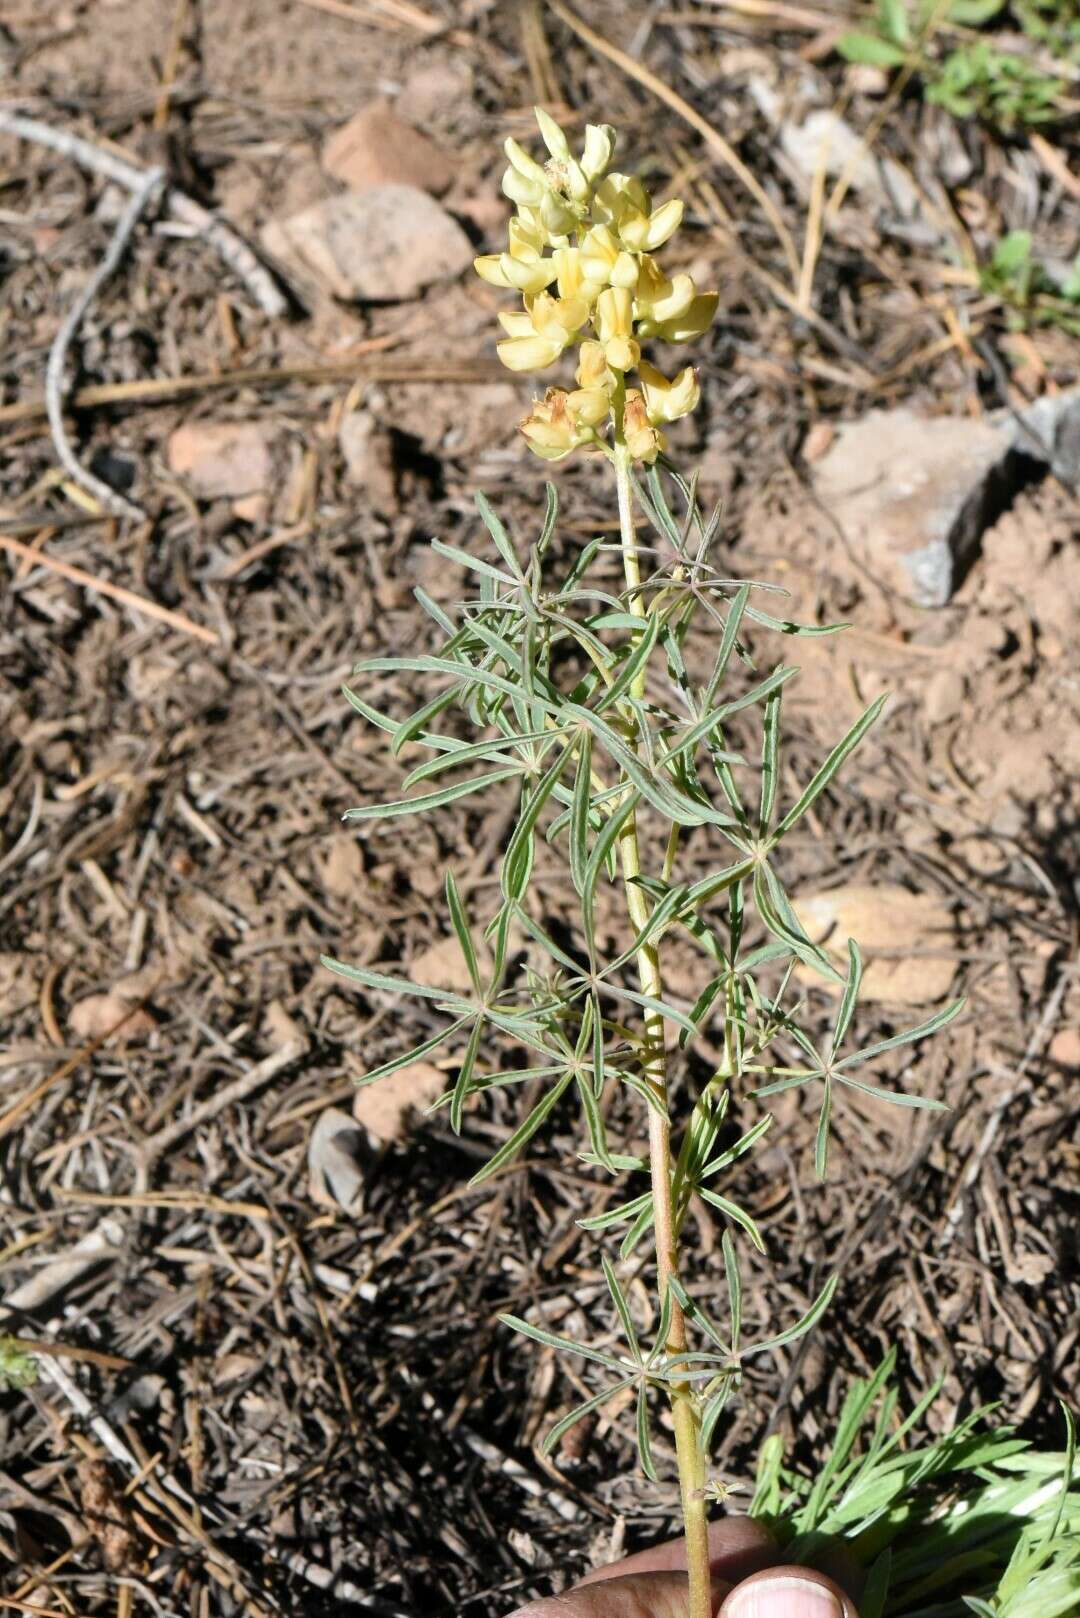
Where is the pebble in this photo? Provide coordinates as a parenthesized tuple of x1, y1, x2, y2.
(167, 420, 273, 499)
(338, 411, 398, 510)
(262, 184, 473, 302)
(793, 883, 956, 1004)
(322, 98, 454, 195)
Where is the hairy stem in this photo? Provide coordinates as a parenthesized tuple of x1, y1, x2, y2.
(612, 438, 711, 1618)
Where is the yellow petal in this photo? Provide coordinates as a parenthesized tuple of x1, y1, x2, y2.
(568, 387, 611, 426)
(624, 391, 663, 463)
(610, 251, 640, 290)
(502, 166, 545, 208)
(640, 197, 684, 251)
(534, 107, 570, 160)
(655, 291, 719, 343)
(504, 136, 548, 185)
(522, 436, 573, 461)
(498, 310, 535, 337)
(539, 189, 577, 239)
(596, 285, 633, 341)
(638, 361, 700, 423)
(501, 254, 558, 294)
(639, 271, 696, 325)
(604, 335, 640, 372)
(497, 335, 563, 372)
(576, 339, 611, 389)
(474, 254, 513, 289)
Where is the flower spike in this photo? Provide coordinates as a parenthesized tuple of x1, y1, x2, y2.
(475, 110, 717, 462)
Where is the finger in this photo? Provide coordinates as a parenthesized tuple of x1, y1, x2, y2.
(576, 1516, 776, 1586)
(718, 1564, 859, 1618)
(509, 1570, 731, 1618)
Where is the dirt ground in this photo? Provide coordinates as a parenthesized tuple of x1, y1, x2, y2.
(1, 1, 1078, 1614)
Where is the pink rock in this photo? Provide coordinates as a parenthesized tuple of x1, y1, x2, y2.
(322, 99, 454, 196)
(262, 185, 472, 302)
(167, 421, 273, 499)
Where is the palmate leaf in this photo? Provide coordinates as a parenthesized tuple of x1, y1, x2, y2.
(468, 1067, 573, 1182)
(834, 997, 966, 1072)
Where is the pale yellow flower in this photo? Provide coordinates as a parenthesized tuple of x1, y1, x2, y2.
(592, 174, 684, 253)
(520, 386, 608, 460)
(474, 217, 557, 296)
(637, 360, 700, 424)
(496, 291, 591, 372)
(649, 291, 719, 344)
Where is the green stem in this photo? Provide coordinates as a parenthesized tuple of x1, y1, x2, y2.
(612, 434, 711, 1618)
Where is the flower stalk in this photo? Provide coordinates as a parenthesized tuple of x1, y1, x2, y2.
(613, 419, 712, 1618)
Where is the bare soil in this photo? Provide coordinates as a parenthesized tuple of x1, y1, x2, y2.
(1, 2, 1078, 1614)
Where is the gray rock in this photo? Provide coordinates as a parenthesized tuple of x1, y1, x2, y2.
(812, 408, 1012, 606)
(262, 184, 473, 302)
(812, 387, 1079, 605)
(1007, 387, 1080, 485)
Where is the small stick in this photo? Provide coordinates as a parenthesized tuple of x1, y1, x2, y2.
(153, 0, 189, 131)
(294, 0, 447, 36)
(135, 1039, 305, 1174)
(0, 110, 288, 319)
(0, 353, 502, 427)
(44, 164, 165, 519)
(0, 1336, 132, 1372)
(0, 531, 219, 644)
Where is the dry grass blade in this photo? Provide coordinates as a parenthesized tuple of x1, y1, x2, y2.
(0, 355, 504, 427)
(0, 990, 162, 1142)
(293, 0, 466, 42)
(545, 0, 802, 285)
(0, 532, 218, 644)
(2, 1337, 132, 1371)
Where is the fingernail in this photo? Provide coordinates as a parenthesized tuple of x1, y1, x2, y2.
(723, 1572, 844, 1618)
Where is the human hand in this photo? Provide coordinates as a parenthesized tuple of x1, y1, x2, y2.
(508, 1517, 860, 1618)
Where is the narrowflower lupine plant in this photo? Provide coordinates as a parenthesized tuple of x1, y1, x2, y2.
(325, 113, 1077, 1618)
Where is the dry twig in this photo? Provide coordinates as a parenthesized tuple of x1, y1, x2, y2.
(0, 110, 288, 318)
(44, 164, 164, 519)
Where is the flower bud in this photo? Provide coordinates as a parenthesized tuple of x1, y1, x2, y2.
(623, 389, 664, 463)
(581, 122, 616, 180)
